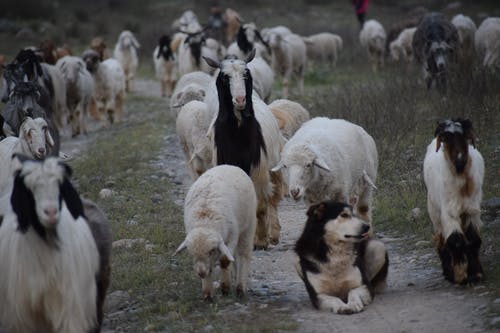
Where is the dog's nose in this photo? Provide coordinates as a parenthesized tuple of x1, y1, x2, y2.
(290, 189, 299, 199)
(361, 224, 370, 234)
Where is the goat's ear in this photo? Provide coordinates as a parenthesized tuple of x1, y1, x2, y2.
(218, 242, 234, 262)
(132, 36, 140, 49)
(203, 56, 220, 68)
(245, 48, 256, 63)
(459, 119, 475, 147)
(11, 171, 35, 233)
(174, 238, 188, 255)
(60, 177, 84, 220)
(306, 202, 326, 220)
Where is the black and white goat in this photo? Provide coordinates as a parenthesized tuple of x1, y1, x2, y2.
(412, 13, 459, 93)
(153, 35, 177, 97)
(227, 23, 270, 61)
(178, 30, 218, 76)
(204, 50, 285, 249)
(423, 119, 484, 284)
(0, 156, 111, 333)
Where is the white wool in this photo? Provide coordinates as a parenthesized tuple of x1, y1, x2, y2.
(389, 27, 416, 62)
(113, 30, 140, 92)
(170, 71, 213, 116)
(475, 17, 500, 67)
(303, 32, 343, 67)
(268, 98, 310, 139)
(359, 19, 387, 71)
(423, 138, 484, 239)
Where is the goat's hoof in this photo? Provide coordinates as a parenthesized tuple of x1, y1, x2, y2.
(236, 285, 246, 298)
(221, 284, 230, 296)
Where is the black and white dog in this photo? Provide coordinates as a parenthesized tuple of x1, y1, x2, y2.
(295, 201, 388, 314)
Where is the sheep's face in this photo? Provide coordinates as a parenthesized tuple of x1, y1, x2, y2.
(276, 145, 331, 201)
(58, 58, 84, 84)
(82, 50, 100, 73)
(20, 158, 66, 228)
(435, 119, 474, 174)
(267, 33, 281, 49)
(20, 117, 54, 159)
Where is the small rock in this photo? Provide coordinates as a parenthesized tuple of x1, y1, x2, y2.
(407, 207, 422, 221)
(203, 325, 214, 332)
(99, 188, 114, 199)
(151, 193, 163, 203)
(491, 316, 500, 326)
(112, 238, 147, 249)
(494, 298, 500, 304)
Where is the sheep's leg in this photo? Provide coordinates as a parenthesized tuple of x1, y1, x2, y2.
(167, 80, 174, 97)
(235, 248, 252, 298)
(115, 94, 124, 123)
(297, 68, 305, 96)
(464, 218, 483, 283)
(269, 171, 284, 245)
(254, 204, 269, 250)
(282, 77, 289, 99)
(220, 256, 232, 296)
(202, 273, 214, 301)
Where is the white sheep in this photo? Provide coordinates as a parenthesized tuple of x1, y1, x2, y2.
(41, 63, 68, 130)
(172, 10, 202, 33)
(83, 49, 126, 125)
(247, 56, 274, 102)
(170, 71, 213, 117)
(423, 119, 484, 285)
(176, 100, 213, 180)
(475, 17, 500, 67)
(268, 98, 310, 139)
(272, 117, 378, 225)
(153, 35, 177, 97)
(359, 19, 387, 71)
(268, 33, 307, 98)
(55, 55, 94, 137)
(174, 165, 257, 299)
(261, 25, 292, 43)
(303, 32, 343, 67)
(0, 157, 110, 332)
(113, 30, 140, 92)
(389, 27, 416, 62)
(451, 14, 477, 59)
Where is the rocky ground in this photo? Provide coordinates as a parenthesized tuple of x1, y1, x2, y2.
(60, 79, 500, 333)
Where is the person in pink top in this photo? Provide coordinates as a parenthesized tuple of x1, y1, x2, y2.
(353, 0, 369, 27)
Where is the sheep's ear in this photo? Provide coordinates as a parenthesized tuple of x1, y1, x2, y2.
(174, 238, 188, 255)
(203, 56, 220, 68)
(218, 242, 234, 262)
(271, 160, 284, 172)
(313, 157, 330, 172)
(245, 48, 256, 63)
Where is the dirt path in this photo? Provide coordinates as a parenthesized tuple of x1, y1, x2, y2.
(62, 79, 494, 333)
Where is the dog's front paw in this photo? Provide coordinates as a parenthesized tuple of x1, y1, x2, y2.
(336, 306, 356, 315)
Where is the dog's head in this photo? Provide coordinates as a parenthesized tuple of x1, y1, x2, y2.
(307, 201, 370, 243)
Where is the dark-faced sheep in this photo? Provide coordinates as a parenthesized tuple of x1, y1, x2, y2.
(412, 13, 459, 93)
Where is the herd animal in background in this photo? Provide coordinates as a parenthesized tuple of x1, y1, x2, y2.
(0, 5, 494, 327)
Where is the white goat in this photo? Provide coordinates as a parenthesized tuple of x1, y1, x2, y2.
(0, 157, 110, 333)
(451, 14, 477, 59)
(247, 56, 274, 102)
(41, 63, 68, 130)
(475, 17, 500, 67)
(170, 71, 213, 117)
(82, 49, 126, 125)
(176, 100, 213, 180)
(55, 56, 94, 137)
(360, 19, 387, 71)
(272, 117, 378, 225)
(268, 99, 310, 139)
(113, 30, 140, 92)
(389, 27, 416, 62)
(268, 33, 307, 98)
(303, 32, 343, 67)
(175, 165, 257, 299)
(423, 119, 484, 285)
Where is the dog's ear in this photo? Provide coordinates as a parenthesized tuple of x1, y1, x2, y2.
(307, 202, 326, 220)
